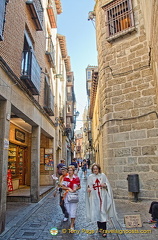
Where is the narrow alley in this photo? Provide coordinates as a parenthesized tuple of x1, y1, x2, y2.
(1, 0, 158, 239)
(0, 169, 157, 240)
(0, 170, 120, 240)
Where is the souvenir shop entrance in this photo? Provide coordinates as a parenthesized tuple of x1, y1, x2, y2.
(8, 143, 28, 186)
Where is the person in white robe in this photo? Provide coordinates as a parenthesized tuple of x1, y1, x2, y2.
(86, 163, 117, 238)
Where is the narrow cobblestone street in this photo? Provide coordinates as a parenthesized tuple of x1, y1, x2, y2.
(0, 170, 120, 240)
(1, 169, 158, 240)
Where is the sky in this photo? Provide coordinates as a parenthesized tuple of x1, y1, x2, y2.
(58, 0, 98, 130)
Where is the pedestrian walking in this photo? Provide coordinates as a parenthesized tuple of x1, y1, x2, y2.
(148, 201, 158, 228)
(53, 166, 69, 221)
(56, 159, 66, 176)
(82, 159, 87, 178)
(86, 163, 117, 238)
(70, 158, 78, 175)
(62, 165, 81, 231)
(87, 158, 90, 169)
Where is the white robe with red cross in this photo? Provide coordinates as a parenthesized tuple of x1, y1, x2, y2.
(86, 173, 117, 222)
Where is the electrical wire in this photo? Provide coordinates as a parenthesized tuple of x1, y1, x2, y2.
(99, 47, 151, 77)
(101, 110, 158, 129)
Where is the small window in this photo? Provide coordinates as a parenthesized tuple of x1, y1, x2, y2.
(67, 104, 71, 113)
(67, 86, 71, 94)
(103, 0, 135, 39)
(87, 70, 92, 80)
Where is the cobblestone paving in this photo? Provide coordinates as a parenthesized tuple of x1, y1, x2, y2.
(0, 170, 119, 240)
(115, 199, 158, 240)
(2, 170, 158, 240)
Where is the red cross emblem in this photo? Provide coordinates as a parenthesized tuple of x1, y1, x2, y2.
(93, 178, 102, 210)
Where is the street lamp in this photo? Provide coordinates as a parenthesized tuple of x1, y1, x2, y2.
(74, 111, 79, 117)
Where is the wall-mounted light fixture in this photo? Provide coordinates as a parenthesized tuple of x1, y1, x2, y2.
(74, 111, 79, 117)
(54, 117, 60, 127)
(88, 11, 96, 29)
(88, 11, 96, 21)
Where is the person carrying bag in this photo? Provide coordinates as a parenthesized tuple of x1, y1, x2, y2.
(62, 165, 81, 231)
(67, 191, 79, 203)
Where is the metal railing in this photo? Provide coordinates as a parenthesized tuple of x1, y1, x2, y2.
(21, 50, 41, 94)
(46, 36, 55, 67)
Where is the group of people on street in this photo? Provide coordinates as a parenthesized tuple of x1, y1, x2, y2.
(54, 159, 158, 237)
(54, 159, 117, 237)
(55, 159, 81, 229)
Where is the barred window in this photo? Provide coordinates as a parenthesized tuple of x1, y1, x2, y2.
(102, 0, 135, 39)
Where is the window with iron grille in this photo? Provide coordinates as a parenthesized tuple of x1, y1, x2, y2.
(102, 0, 135, 40)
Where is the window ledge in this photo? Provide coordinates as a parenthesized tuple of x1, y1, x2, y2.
(106, 26, 136, 42)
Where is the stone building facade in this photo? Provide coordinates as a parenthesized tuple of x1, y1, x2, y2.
(94, 0, 158, 199)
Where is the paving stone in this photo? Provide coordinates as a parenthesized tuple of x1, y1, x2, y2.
(0, 169, 158, 240)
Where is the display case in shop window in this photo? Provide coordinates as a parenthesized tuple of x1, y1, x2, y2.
(18, 147, 24, 185)
(8, 143, 27, 185)
(8, 146, 17, 178)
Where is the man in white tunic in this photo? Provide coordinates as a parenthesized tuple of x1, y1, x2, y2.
(86, 163, 117, 237)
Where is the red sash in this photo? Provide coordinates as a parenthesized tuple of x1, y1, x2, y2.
(63, 176, 80, 189)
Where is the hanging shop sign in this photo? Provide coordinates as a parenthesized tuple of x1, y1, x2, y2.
(15, 129, 25, 143)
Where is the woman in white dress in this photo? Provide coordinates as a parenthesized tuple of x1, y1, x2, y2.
(86, 163, 117, 238)
(62, 165, 81, 230)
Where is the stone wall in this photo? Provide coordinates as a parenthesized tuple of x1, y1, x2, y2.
(95, 0, 158, 199)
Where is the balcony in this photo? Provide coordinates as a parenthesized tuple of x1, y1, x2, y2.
(45, 37, 55, 69)
(44, 89, 54, 116)
(26, 0, 43, 31)
(67, 95, 73, 101)
(21, 50, 41, 95)
(63, 128, 71, 137)
(66, 102, 74, 119)
(47, 0, 57, 28)
(68, 91, 75, 102)
(67, 72, 74, 86)
(59, 108, 64, 123)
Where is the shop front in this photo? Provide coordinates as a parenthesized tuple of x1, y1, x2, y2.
(8, 123, 55, 191)
(8, 122, 31, 191)
(8, 143, 27, 188)
(40, 133, 54, 185)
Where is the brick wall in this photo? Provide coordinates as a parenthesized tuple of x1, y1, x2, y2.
(96, 0, 158, 199)
(0, 0, 52, 108)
